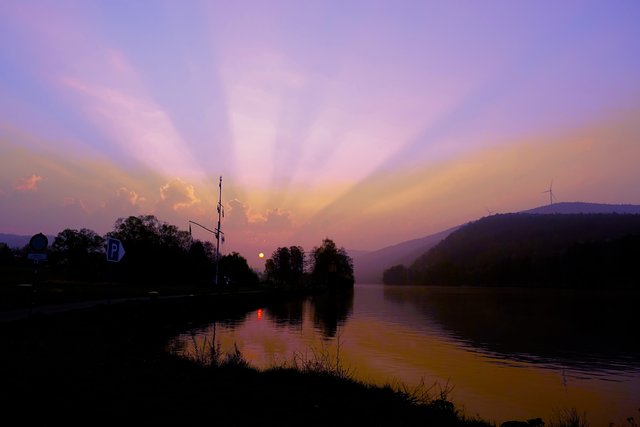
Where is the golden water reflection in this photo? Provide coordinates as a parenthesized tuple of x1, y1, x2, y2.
(170, 285, 640, 425)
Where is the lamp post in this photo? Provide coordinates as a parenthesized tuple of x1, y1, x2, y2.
(188, 175, 225, 286)
(214, 176, 224, 286)
(188, 220, 222, 285)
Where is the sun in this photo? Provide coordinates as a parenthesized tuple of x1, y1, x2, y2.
(258, 252, 265, 259)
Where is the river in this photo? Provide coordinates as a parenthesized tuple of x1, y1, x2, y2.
(169, 284, 640, 425)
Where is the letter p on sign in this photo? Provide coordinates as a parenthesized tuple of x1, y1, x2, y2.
(106, 238, 126, 262)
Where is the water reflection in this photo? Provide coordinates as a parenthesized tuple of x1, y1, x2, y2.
(310, 289, 354, 337)
(170, 285, 640, 425)
(382, 286, 640, 373)
(264, 289, 354, 337)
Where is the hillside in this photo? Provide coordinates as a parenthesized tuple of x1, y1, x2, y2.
(356, 202, 640, 284)
(524, 202, 640, 215)
(353, 227, 457, 284)
(405, 213, 640, 288)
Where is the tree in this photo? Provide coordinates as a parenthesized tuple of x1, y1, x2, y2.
(158, 223, 191, 252)
(264, 258, 276, 284)
(265, 247, 291, 287)
(107, 215, 161, 282)
(110, 215, 161, 246)
(382, 264, 410, 285)
(265, 246, 307, 288)
(219, 252, 259, 287)
(0, 243, 15, 266)
(50, 228, 105, 278)
(107, 215, 191, 284)
(52, 228, 104, 255)
(289, 246, 305, 288)
(187, 240, 215, 284)
(311, 238, 354, 290)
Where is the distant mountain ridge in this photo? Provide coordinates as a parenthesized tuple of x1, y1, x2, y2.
(353, 228, 458, 284)
(353, 202, 640, 284)
(406, 212, 640, 287)
(524, 202, 640, 215)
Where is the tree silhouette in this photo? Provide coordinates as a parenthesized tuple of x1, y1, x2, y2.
(218, 252, 259, 287)
(107, 215, 191, 284)
(382, 264, 410, 285)
(311, 238, 354, 290)
(50, 228, 105, 279)
(187, 240, 215, 284)
(289, 246, 304, 288)
(0, 243, 15, 266)
(266, 247, 292, 287)
(265, 245, 307, 288)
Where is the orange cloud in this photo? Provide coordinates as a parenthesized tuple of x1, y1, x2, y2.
(159, 178, 200, 211)
(117, 187, 146, 207)
(14, 174, 43, 191)
(100, 185, 150, 218)
(225, 199, 292, 233)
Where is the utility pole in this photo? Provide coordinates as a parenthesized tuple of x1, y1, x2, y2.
(188, 176, 225, 286)
(214, 176, 224, 286)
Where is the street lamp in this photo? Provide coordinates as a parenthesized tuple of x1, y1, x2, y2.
(188, 220, 223, 285)
(214, 176, 224, 286)
(188, 175, 225, 286)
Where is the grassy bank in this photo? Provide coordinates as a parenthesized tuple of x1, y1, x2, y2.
(0, 291, 494, 426)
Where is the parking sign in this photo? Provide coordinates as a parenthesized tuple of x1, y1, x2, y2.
(106, 238, 126, 262)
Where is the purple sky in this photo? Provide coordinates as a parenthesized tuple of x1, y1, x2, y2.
(1, 1, 640, 267)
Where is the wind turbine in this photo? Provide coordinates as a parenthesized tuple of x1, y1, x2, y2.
(542, 181, 554, 205)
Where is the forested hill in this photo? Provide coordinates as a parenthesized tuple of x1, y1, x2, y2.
(386, 213, 640, 288)
(524, 202, 640, 215)
(353, 227, 457, 283)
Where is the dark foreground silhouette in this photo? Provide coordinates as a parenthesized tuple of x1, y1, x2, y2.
(0, 292, 493, 426)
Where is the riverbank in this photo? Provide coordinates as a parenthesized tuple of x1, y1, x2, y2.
(0, 290, 494, 426)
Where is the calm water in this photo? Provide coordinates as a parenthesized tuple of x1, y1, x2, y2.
(170, 284, 640, 425)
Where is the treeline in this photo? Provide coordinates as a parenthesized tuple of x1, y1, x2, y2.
(383, 213, 640, 288)
(263, 238, 354, 290)
(1, 216, 355, 290)
(0, 215, 257, 286)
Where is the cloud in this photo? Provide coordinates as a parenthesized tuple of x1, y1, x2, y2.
(225, 198, 292, 232)
(261, 208, 292, 231)
(226, 198, 250, 228)
(159, 178, 200, 211)
(99, 185, 152, 220)
(14, 174, 43, 191)
(117, 187, 146, 208)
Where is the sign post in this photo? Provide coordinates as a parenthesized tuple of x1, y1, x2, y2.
(106, 238, 126, 262)
(27, 233, 48, 262)
(27, 233, 48, 312)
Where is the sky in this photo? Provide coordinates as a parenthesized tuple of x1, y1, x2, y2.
(1, 0, 640, 268)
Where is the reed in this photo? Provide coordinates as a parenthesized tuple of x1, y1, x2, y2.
(547, 408, 589, 427)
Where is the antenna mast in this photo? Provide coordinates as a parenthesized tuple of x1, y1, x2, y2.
(214, 176, 224, 286)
